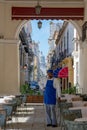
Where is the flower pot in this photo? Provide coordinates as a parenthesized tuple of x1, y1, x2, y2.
(26, 95, 43, 103)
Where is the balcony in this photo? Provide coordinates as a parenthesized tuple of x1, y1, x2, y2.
(24, 45, 29, 53)
(58, 49, 70, 62)
(19, 28, 27, 46)
(28, 65, 33, 72)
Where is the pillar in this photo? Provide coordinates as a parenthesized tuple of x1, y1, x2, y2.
(0, 39, 20, 95)
(84, 0, 87, 21)
(79, 44, 87, 94)
(79, 0, 87, 94)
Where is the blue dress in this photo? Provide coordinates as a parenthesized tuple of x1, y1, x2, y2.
(44, 79, 56, 105)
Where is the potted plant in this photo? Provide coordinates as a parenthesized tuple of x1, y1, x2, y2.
(26, 90, 43, 103)
(62, 86, 76, 94)
(20, 84, 29, 94)
(20, 84, 43, 103)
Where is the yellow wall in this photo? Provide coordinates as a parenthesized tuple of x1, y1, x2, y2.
(68, 58, 74, 86)
(62, 57, 74, 88)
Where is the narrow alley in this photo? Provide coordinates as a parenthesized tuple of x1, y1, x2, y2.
(6, 103, 61, 130)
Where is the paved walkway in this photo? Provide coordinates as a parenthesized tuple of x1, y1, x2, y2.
(6, 103, 62, 130)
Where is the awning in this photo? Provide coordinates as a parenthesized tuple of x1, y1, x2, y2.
(58, 67, 68, 78)
(12, 7, 84, 20)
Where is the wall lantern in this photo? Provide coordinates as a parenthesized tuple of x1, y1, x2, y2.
(23, 64, 28, 69)
(37, 20, 42, 29)
(35, 1, 42, 15)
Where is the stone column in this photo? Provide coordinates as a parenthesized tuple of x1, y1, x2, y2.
(78, 0, 87, 94)
(0, 39, 20, 95)
(79, 43, 87, 94)
(84, 0, 87, 21)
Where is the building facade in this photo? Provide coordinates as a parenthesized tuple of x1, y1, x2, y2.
(39, 51, 46, 76)
(47, 21, 63, 70)
(32, 41, 40, 82)
(19, 21, 34, 85)
(72, 29, 81, 92)
(54, 21, 80, 90)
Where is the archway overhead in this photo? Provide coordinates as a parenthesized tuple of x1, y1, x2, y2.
(12, 7, 84, 20)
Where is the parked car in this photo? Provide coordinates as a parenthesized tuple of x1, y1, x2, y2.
(29, 81, 39, 90)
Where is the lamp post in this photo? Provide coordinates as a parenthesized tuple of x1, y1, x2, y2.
(35, 0, 42, 29)
(23, 64, 28, 69)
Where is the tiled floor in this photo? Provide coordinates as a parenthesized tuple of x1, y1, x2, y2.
(6, 103, 62, 130)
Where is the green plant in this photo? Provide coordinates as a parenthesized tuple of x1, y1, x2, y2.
(29, 89, 35, 95)
(20, 84, 29, 94)
(20, 83, 43, 96)
(62, 86, 76, 94)
(37, 91, 41, 95)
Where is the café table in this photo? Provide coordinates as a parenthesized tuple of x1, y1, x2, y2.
(72, 101, 87, 107)
(69, 106, 87, 117)
(75, 117, 87, 122)
(61, 94, 82, 102)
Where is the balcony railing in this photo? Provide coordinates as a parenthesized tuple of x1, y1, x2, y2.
(58, 49, 71, 61)
(50, 49, 72, 67)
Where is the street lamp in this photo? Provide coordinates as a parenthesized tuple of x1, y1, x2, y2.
(23, 64, 28, 69)
(37, 20, 42, 29)
(35, 1, 42, 29)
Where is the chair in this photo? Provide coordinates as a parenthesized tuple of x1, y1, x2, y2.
(1, 103, 14, 129)
(16, 96, 22, 107)
(0, 109, 7, 130)
(3, 104, 13, 120)
(21, 95, 27, 113)
(12, 96, 22, 115)
(59, 102, 73, 125)
(62, 109, 82, 130)
(60, 102, 73, 111)
(0, 114, 6, 130)
(71, 97, 82, 101)
(63, 109, 82, 120)
(64, 120, 87, 130)
(21, 94, 27, 106)
(17, 95, 27, 115)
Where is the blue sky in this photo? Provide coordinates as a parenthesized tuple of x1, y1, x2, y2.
(31, 20, 63, 58)
(31, 20, 50, 58)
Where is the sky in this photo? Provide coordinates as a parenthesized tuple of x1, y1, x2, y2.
(31, 20, 63, 59)
(31, 20, 50, 58)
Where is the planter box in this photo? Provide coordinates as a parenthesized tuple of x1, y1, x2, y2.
(26, 95, 43, 103)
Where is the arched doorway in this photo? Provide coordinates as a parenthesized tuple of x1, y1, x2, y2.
(0, 0, 87, 94)
(15, 19, 82, 93)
